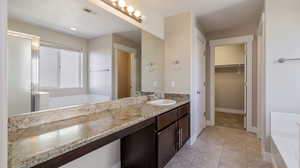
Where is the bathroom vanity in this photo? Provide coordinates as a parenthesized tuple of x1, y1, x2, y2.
(122, 103, 190, 168)
(8, 96, 190, 168)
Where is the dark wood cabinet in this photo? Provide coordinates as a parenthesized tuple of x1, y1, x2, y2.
(121, 123, 156, 168)
(122, 103, 190, 168)
(178, 114, 190, 149)
(178, 104, 189, 118)
(157, 123, 177, 168)
(156, 103, 190, 168)
(157, 109, 178, 131)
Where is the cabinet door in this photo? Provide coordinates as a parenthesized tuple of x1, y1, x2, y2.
(157, 123, 177, 168)
(178, 115, 190, 149)
(121, 124, 156, 168)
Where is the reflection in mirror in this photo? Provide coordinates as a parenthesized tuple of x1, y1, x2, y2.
(6, 0, 164, 116)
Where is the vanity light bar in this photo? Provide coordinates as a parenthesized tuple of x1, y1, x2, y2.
(101, 0, 144, 23)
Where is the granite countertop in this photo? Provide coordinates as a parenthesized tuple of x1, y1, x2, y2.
(8, 98, 189, 168)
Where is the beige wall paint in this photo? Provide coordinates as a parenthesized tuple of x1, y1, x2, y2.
(141, 31, 164, 92)
(215, 44, 245, 111)
(215, 44, 245, 65)
(164, 12, 192, 94)
(8, 18, 89, 97)
(215, 69, 245, 110)
(205, 25, 258, 127)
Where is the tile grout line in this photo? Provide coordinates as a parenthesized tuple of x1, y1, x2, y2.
(216, 140, 225, 168)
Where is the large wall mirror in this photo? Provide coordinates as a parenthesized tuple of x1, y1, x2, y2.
(7, 0, 164, 116)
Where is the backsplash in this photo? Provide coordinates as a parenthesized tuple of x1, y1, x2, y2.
(8, 96, 148, 133)
(8, 94, 189, 133)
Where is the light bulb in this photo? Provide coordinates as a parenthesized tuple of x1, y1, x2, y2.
(70, 27, 77, 31)
(134, 10, 141, 17)
(111, 0, 117, 2)
(126, 5, 134, 14)
(118, 0, 126, 8)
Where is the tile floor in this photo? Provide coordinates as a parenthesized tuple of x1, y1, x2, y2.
(215, 112, 245, 130)
(165, 126, 272, 168)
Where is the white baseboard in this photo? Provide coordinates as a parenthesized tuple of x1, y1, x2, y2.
(189, 134, 198, 145)
(263, 151, 272, 162)
(247, 126, 257, 133)
(260, 139, 272, 163)
(206, 120, 213, 126)
(215, 107, 244, 114)
(112, 162, 121, 168)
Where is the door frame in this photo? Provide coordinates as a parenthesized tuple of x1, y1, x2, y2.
(208, 35, 256, 133)
(257, 13, 266, 139)
(0, 0, 8, 167)
(113, 43, 137, 99)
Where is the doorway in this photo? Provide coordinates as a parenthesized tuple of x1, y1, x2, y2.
(117, 50, 132, 98)
(214, 44, 246, 130)
(209, 35, 255, 133)
(113, 43, 137, 99)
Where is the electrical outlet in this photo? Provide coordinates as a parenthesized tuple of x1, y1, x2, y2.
(171, 81, 175, 87)
(153, 81, 158, 87)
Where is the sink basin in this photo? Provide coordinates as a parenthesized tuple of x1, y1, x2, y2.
(147, 99, 176, 106)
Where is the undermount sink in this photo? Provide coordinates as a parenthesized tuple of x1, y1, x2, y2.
(147, 99, 177, 106)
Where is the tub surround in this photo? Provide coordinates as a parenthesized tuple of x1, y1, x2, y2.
(8, 94, 189, 168)
(271, 112, 300, 168)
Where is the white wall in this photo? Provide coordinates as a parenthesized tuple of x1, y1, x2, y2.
(88, 35, 113, 98)
(164, 12, 193, 94)
(61, 140, 120, 168)
(141, 31, 164, 92)
(191, 22, 207, 144)
(8, 18, 89, 97)
(0, 0, 8, 167)
(265, 0, 300, 143)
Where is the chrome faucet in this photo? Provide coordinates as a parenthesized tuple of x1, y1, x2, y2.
(153, 89, 164, 99)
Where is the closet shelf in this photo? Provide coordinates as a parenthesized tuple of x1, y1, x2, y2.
(215, 64, 244, 69)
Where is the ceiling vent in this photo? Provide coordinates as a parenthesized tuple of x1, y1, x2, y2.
(83, 8, 96, 14)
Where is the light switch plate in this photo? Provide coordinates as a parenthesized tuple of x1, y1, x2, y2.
(171, 81, 175, 87)
(153, 81, 158, 87)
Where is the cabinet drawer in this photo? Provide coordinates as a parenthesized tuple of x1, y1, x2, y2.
(178, 104, 190, 119)
(157, 109, 178, 130)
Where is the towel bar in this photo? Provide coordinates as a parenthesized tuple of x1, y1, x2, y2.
(278, 58, 300, 63)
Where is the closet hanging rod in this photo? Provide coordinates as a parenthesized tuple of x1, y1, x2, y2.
(215, 64, 244, 68)
(278, 58, 300, 63)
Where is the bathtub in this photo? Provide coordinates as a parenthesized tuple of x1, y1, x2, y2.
(49, 94, 111, 109)
(271, 112, 300, 168)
